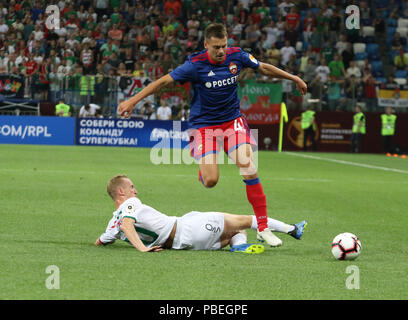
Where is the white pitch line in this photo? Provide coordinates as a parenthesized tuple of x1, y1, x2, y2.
(285, 152, 408, 174)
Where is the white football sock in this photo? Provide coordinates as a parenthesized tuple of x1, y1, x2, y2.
(251, 216, 295, 233)
(230, 232, 247, 247)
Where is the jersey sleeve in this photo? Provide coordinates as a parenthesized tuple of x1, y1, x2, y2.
(99, 228, 118, 245)
(169, 60, 197, 83)
(240, 48, 260, 70)
(120, 197, 143, 222)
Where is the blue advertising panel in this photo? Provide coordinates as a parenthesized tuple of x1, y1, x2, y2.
(76, 118, 190, 148)
(0, 115, 75, 145)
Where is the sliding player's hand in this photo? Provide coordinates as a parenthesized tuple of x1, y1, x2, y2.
(118, 100, 135, 118)
(141, 246, 163, 252)
(295, 76, 307, 95)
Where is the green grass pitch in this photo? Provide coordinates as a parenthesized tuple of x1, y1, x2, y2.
(1, 144, 407, 300)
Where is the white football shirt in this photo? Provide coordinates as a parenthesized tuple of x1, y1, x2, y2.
(98, 197, 177, 248)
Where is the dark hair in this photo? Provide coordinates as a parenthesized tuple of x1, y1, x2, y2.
(204, 23, 227, 40)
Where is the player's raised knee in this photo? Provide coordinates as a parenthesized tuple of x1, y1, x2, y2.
(202, 176, 218, 188)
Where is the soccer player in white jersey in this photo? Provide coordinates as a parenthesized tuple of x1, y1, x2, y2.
(94, 175, 307, 253)
(118, 23, 307, 248)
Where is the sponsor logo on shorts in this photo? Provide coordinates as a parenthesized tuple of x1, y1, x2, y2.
(205, 223, 221, 233)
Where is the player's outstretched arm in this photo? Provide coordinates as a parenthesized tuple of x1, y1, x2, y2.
(117, 74, 174, 118)
(258, 62, 307, 95)
(120, 218, 163, 252)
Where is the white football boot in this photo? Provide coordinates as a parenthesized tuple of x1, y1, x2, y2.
(257, 228, 283, 247)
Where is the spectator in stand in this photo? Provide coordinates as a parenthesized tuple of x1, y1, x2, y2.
(315, 9, 328, 40)
(79, 103, 101, 118)
(249, 7, 262, 25)
(373, 15, 386, 43)
(81, 42, 94, 74)
(187, 14, 200, 38)
(284, 23, 298, 47)
(156, 99, 172, 120)
(280, 40, 296, 66)
(309, 75, 324, 101)
(286, 53, 299, 74)
(279, 0, 295, 17)
(262, 20, 280, 47)
(346, 60, 362, 79)
(106, 51, 121, 71)
(391, 32, 407, 51)
(344, 75, 363, 109)
(164, 0, 182, 18)
(335, 34, 348, 55)
(266, 42, 281, 66)
(328, 53, 346, 78)
(244, 22, 262, 51)
(132, 62, 147, 78)
(315, 58, 331, 83)
(309, 25, 323, 54)
(394, 48, 408, 70)
(327, 75, 344, 111)
(341, 42, 354, 70)
(139, 102, 156, 120)
(285, 6, 300, 31)
(108, 23, 123, 42)
(363, 75, 380, 112)
(328, 8, 342, 43)
(303, 57, 316, 84)
(148, 59, 165, 80)
(302, 10, 316, 43)
(24, 52, 38, 77)
(95, 0, 109, 17)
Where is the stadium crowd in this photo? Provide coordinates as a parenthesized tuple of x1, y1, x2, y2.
(0, 0, 407, 118)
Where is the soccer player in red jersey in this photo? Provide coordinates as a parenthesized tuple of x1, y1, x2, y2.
(118, 24, 307, 247)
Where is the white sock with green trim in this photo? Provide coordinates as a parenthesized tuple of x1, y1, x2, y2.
(251, 216, 295, 233)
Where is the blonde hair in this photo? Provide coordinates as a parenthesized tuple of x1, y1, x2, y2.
(107, 174, 128, 200)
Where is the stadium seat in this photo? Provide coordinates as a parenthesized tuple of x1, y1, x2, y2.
(373, 70, 384, 77)
(395, 70, 408, 78)
(371, 60, 383, 72)
(368, 52, 380, 61)
(376, 77, 387, 84)
(396, 27, 408, 38)
(362, 26, 375, 37)
(355, 52, 368, 61)
(310, 8, 320, 15)
(390, 50, 399, 62)
(362, 36, 376, 43)
(397, 18, 408, 28)
(353, 43, 366, 54)
(387, 27, 396, 38)
(394, 78, 407, 85)
(366, 43, 379, 55)
(376, 0, 388, 8)
(386, 18, 398, 27)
